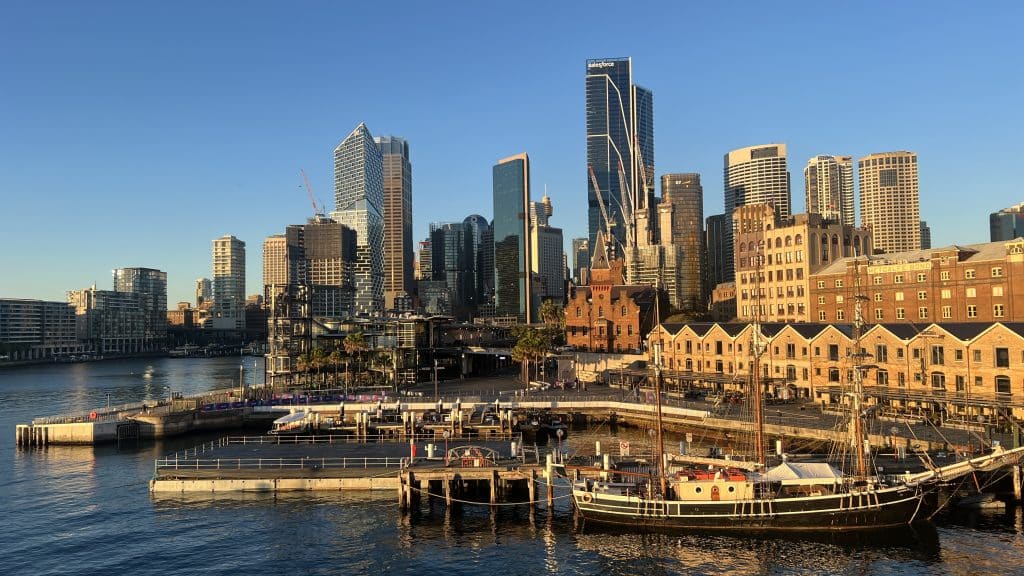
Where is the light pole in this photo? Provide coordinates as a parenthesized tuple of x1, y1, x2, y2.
(239, 363, 245, 400)
(106, 392, 111, 409)
(433, 359, 439, 401)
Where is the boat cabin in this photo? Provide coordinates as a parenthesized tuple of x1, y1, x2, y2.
(670, 468, 755, 501)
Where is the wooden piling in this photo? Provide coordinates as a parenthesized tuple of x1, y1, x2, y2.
(1014, 465, 1022, 502)
(490, 470, 499, 505)
(444, 474, 452, 506)
(528, 469, 537, 509)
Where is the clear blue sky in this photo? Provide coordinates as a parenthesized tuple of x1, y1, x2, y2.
(2, 1, 1022, 305)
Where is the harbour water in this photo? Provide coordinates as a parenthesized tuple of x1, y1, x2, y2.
(3, 358, 1024, 575)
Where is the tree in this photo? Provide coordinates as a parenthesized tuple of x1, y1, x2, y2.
(512, 326, 547, 386)
(343, 332, 368, 389)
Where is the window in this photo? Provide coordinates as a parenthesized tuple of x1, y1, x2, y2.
(874, 293, 883, 302)
(919, 307, 928, 319)
(877, 370, 889, 385)
(828, 368, 840, 382)
(996, 347, 1010, 368)
(817, 281, 825, 289)
(897, 348, 905, 359)
(876, 345, 888, 362)
(836, 310, 845, 321)
(974, 350, 981, 362)
(835, 279, 844, 288)
(956, 375, 966, 392)
(598, 306, 604, 317)
(685, 341, 692, 354)
(918, 291, 927, 300)
(940, 271, 950, 281)
(997, 376, 1011, 395)
(993, 286, 1004, 297)
(819, 311, 827, 321)
(931, 372, 946, 390)
(615, 325, 621, 336)
(941, 289, 951, 299)
(828, 344, 839, 361)
(621, 305, 627, 316)
(965, 269, 976, 279)
(894, 274, 904, 284)
(942, 306, 952, 319)
(931, 346, 944, 365)
(575, 306, 581, 318)
(967, 305, 977, 318)
(992, 267, 1004, 278)
(836, 295, 844, 304)
(898, 372, 906, 388)
(715, 341, 724, 355)
(917, 273, 927, 282)
(895, 291, 905, 301)
(896, 307, 905, 319)
(786, 343, 796, 358)
(875, 309, 884, 320)
(627, 325, 633, 335)
(966, 288, 976, 298)
(818, 296, 825, 305)
(955, 349, 963, 361)
(912, 348, 921, 359)
(873, 276, 883, 285)
(994, 304, 1005, 318)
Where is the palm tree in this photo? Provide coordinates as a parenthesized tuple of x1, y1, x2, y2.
(512, 326, 547, 386)
(310, 347, 328, 389)
(328, 350, 344, 389)
(343, 332, 368, 391)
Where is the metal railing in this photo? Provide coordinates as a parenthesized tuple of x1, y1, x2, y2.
(221, 433, 517, 445)
(155, 455, 407, 471)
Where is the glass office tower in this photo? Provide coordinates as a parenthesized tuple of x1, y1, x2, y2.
(492, 153, 533, 323)
(586, 57, 654, 256)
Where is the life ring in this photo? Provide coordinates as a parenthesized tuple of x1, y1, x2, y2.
(581, 492, 594, 504)
(89, 411, 97, 420)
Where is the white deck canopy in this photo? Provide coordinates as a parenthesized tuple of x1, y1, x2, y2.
(758, 462, 844, 485)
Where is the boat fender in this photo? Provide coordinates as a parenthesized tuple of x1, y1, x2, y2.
(89, 411, 97, 420)
(581, 492, 594, 504)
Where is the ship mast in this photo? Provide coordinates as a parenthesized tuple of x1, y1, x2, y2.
(652, 288, 668, 497)
(752, 245, 766, 468)
(851, 278, 869, 479)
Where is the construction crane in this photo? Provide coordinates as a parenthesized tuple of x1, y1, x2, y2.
(299, 169, 322, 217)
(588, 164, 619, 258)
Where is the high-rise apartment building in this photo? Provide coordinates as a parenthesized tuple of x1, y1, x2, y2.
(68, 287, 146, 354)
(195, 278, 211, 307)
(859, 151, 920, 254)
(724, 144, 791, 281)
(211, 235, 246, 330)
(492, 153, 533, 323)
(331, 122, 385, 316)
(804, 155, 854, 225)
(375, 136, 413, 311)
(991, 203, 1024, 241)
(113, 267, 167, 350)
(660, 173, 705, 311)
(0, 299, 81, 361)
(586, 57, 654, 258)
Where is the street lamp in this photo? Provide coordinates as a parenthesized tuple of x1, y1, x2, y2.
(433, 359, 440, 401)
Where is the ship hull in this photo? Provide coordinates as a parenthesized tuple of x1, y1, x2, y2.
(572, 484, 926, 531)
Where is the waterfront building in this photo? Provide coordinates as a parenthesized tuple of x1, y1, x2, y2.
(492, 153, 534, 324)
(564, 233, 657, 353)
(586, 57, 654, 258)
(211, 235, 246, 331)
(804, 155, 855, 226)
(331, 122, 385, 316)
(920, 221, 932, 250)
(991, 202, 1024, 241)
(376, 136, 414, 311)
(859, 151, 920, 254)
(648, 320, 1024, 423)
(724, 144, 791, 284)
(113, 267, 167, 350)
(0, 299, 81, 361)
(660, 173, 705, 312)
(733, 203, 870, 323)
(811, 238, 1024, 324)
(68, 286, 146, 355)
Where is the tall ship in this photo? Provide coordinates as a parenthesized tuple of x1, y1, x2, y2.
(572, 270, 1024, 532)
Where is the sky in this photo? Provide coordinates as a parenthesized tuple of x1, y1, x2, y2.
(2, 1, 1022, 306)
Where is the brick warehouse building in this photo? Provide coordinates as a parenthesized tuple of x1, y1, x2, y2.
(811, 239, 1024, 324)
(646, 321, 1024, 428)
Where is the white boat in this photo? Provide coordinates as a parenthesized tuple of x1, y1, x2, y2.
(270, 411, 311, 435)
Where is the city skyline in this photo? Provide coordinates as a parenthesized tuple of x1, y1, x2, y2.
(2, 2, 1022, 305)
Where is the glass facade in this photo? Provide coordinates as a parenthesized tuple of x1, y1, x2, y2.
(661, 173, 705, 311)
(586, 58, 654, 256)
(492, 154, 532, 323)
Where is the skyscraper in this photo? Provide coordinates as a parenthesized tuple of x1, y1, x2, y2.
(920, 221, 932, 250)
(705, 214, 728, 295)
(492, 153, 533, 323)
(991, 203, 1024, 241)
(804, 155, 854, 225)
(572, 237, 590, 285)
(211, 235, 245, 330)
(586, 57, 654, 258)
(331, 123, 384, 316)
(375, 136, 413, 311)
(462, 214, 490, 313)
(859, 151, 920, 254)
(724, 144, 791, 281)
(530, 195, 565, 306)
(113, 267, 167, 350)
(660, 173, 705, 312)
